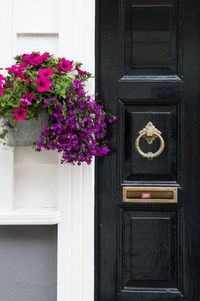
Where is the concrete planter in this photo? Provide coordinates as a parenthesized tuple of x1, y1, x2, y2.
(7, 112, 49, 146)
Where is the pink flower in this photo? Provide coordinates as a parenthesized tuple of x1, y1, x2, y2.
(22, 53, 31, 62)
(32, 53, 50, 66)
(13, 107, 28, 120)
(5, 65, 30, 82)
(58, 58, 73, 72)
(22, 92, 35, 100)
(21, 53, 35, 67)
(39, 68, 54, 77)
(21, 92, 35, 104)
(20, 98, 32, 106)
(6, 65, 25, 77)
(36, 76, 51, 92)
(0, 75, 4, 96)
(3, 81, 12, 88)
(22, 52, 50, 67)
(76, 67, 88, 76)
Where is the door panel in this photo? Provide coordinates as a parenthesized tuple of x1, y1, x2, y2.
(96, 0, 200, 300)
(119, 100, 178, 182)
(121, 0, 183, 80)
(121, 210, 178, 288)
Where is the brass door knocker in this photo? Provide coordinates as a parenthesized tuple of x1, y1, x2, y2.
(135, 122, 165, 160)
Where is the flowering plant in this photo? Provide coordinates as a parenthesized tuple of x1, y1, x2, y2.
(0, 52, 116, 164)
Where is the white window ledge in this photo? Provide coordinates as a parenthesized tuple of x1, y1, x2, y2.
(0, 209, 61, 225)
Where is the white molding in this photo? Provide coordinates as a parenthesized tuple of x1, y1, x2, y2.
(0, 145, 14, 210)
(0, 209, 61, 225)
(57, 0, 95, 301)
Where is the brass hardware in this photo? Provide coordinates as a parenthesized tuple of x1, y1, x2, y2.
(123, 187, 177, 203)
(135, 122, 165, 160)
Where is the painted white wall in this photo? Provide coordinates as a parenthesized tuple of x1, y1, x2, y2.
(0, 1, 95, 301)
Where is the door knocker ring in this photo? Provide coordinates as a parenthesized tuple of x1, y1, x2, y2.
(135, 122, 165, 160)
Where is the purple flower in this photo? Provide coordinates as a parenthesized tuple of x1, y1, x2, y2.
(77, 90, 85, 97)
(34, 96, 116, 165)
(44, 99, 50, 105)
(43, 96, 56, 105)
(108, 115, 117, 123)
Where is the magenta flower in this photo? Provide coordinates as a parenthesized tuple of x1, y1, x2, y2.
(21, 53, 31, 63)
(77, 90, 85, 97)
(76, 67, 88, 76)
(22, 52, 50, 67)
(36, 76, 51, 92)
(3, 81, 12, 88)
(40, 52, 50, 62)
(39, 68, 54, 77)
(20, 98, 32, 106)
(13, 107, 28, 120)
(5, 65, 30, 82)
(58, 58, 73, 72)
(6, 65, 25, 77)
(22, 92, 35, 101)
(32, 52, 50, 66)
(0, 75, 4, 96)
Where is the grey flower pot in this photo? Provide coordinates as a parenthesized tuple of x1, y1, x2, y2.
(7, 112, 49, 146)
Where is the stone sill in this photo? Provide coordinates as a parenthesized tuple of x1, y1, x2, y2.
(0, 209, 61, 225)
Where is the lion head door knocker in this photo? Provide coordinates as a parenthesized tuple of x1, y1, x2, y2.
(135, 122, 165, 160)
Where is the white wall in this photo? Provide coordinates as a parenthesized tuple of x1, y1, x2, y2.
(0, 1, 95, 301)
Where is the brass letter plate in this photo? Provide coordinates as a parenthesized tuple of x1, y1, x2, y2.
(123, 187, 177, 203)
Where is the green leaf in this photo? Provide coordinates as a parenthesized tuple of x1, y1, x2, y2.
(48, 106, 53, 115)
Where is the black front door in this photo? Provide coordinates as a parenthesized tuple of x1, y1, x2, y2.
(96, 1, 200, 301)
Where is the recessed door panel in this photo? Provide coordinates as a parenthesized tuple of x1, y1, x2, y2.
(120, 0, 183, 80)
(119, 101, 178, 183)
(120, 210, 179, 289)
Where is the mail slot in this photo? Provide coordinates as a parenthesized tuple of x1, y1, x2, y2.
(123, 187, 177, 203)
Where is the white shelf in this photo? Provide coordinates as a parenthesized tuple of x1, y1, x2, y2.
(0, 209, 61, 225)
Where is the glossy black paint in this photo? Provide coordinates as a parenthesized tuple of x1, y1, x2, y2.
(124, 0, 179, 76)
(95, 0, 200, 300)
